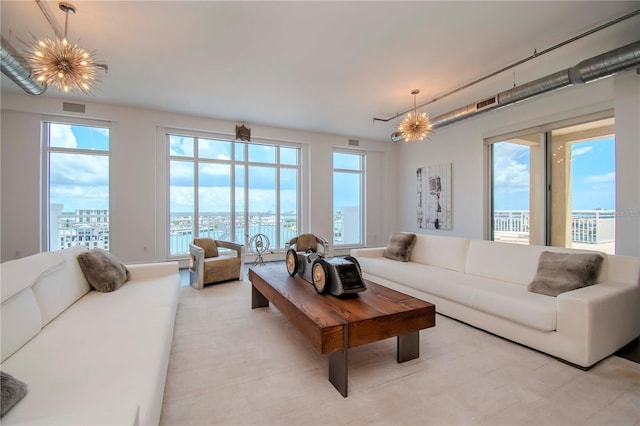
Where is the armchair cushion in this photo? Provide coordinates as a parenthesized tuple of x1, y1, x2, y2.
(203, 255, 242, 284)
(295, 234, 318, 252)
(194, 238, 219, 258)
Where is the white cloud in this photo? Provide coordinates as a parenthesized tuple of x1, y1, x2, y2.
(573, 146, 593, 157)
(49, 153, 108, 186)
(492, 144, 529, 193)
(50, 124, 77, 148)
(585, 172, 615, 184)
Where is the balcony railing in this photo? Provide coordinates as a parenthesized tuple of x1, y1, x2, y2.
(493, 210, 615, 244)
(169, 212, 300, 256)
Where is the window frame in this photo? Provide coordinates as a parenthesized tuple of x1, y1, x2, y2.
(165, 131, 302, 259)
(41, 117, 112, 252)
(332, 149, 366, 248)
(486, 110, 615, 247)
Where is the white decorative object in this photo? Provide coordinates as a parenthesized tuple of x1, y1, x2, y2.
(249, 233, 270, 266)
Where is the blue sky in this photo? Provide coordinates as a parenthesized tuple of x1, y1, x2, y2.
(53, 127, 359, 214)
(493, 136, 615, 211)
(53, 124, 612, 215)
(49, 123, 110, 212)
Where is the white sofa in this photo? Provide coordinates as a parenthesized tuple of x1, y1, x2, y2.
(351, 234, 640, 368)
(0, 245, 181, 425)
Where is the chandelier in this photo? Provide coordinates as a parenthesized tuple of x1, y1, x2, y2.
(25, 2, 102, 94)
(397, 89, 433, 142)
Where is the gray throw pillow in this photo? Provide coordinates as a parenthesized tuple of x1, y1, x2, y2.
(1, 371, 27, 417)
(383, 233, 417, 262)
(77, 248, 129, 293)
(528, 251, 604, 297)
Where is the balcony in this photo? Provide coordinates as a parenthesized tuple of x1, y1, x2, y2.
(493, 210, 615, 253)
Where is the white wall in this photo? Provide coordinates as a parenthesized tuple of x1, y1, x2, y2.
(395, 72, 640, 256)
(1, 93, 397, 262)
(2, 72, 638, 262)
(614, 71, 640, 256)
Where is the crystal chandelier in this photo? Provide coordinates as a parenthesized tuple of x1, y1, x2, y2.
(397, 89, 433, 142)
(25, 2, 101, 94)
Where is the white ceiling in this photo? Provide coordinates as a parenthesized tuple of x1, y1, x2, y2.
(2, 1, 639, 142)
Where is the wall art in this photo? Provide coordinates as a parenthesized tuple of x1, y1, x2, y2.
(417, 162, 452, 230)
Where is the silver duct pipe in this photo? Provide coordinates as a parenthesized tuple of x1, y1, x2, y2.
(1, 42, 46, 95)
(428, 41, 640, 130)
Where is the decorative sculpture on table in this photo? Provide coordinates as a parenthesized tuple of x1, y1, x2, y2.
(249, 233, 270, 266)
(285, 233, 366, 297)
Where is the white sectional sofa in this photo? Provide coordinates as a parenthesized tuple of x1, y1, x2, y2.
(0, 245, 181, 425)
(351, 234, 640, 368)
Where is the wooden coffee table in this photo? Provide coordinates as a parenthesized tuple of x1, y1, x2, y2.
(249, 265, 435, 397)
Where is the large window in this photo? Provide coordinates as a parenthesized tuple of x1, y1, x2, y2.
(333, 151, 364, 247)
(168, 134, 300, 256)
(490, 116, 615, 254)
(43, 121, 110, 251)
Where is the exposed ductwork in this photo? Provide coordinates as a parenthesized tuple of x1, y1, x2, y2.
(1, 41, 46, 95)
(427, 41, 640, 131)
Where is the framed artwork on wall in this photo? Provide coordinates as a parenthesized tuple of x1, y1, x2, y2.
(417, 162, 452, 230)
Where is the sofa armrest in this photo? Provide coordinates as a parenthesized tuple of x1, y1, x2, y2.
(350, 247, 385, 258)
(557, 281, 640, 366)
(126, 262, 179, 281)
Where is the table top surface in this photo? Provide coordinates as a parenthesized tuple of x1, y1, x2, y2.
(249, 264, 435, 329)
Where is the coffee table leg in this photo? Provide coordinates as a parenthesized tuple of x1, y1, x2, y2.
(397, 331, 419, 363)
(329, 324, 349, 397)
(329, 349, 348, 397)
(251, 284, 269, 308)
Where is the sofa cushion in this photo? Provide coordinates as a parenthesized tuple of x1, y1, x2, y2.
(1, 371, 27, 417)
(357, 256, 557, 331)
(528, 251, 604, 296)
(383, 233, 416, 262)
(32, 245, 91, 326)
(77, 249, 129, 293)
(0, 289, 42, 363)
(194, 238, 219, 258)
(0, 251, 64, 304)
(465, 240, 608, 287)
(0, 273, 180, 425)
(411, 234, 470, 272)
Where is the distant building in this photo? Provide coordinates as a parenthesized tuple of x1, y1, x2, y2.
(52, 207, 109, 251)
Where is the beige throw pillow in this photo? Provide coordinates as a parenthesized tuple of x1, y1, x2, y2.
(383, 233, 417, 262)
(194, 238, 219, 258)
(528, 251, 604, 297)
(77, 249, 129, 293)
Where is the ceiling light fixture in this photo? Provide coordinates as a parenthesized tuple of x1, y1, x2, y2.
(25, 2, 102, 94)
(397, 89, 433, 142)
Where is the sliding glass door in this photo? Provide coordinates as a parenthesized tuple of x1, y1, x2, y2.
(490, 117, 615, 254)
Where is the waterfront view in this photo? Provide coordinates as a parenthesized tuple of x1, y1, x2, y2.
(52, 209, 616, 256)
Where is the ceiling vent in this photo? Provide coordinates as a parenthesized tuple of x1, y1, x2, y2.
(475, 95, 498, 111)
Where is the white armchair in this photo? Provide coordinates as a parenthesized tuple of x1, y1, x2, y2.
(189, 238, 245, 289)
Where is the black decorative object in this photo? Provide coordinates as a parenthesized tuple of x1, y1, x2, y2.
(235, 124, 251, 141)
